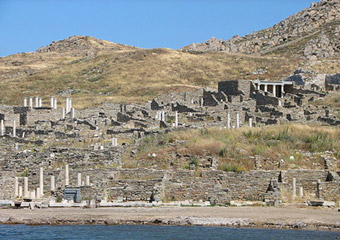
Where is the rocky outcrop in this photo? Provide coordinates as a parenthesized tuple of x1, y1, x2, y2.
(182, 0, 340, 58)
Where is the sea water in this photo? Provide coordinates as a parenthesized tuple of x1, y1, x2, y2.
(0, 225, 339, 240)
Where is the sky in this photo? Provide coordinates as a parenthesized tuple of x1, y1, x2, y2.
(0, 0, 317, 57)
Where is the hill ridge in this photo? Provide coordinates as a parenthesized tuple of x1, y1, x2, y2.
(182, 0, 340, 59)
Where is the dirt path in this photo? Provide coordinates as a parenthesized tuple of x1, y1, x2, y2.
(1, 206, 339, 231)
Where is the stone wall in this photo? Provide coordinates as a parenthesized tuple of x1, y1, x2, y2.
(279, 170, 328, 197)
(218, 80, 251, 97)
(319, 182, 340, 201)
(1, 167, 339, 204)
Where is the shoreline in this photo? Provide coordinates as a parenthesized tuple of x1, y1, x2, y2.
(0, 206, 339, 231)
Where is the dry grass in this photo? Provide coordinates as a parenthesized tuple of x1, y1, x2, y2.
(128, 124, 340, 171)
(0, 48, 304, 107)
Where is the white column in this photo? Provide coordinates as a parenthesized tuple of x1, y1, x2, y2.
(236, 113, 240, 128)
(299, 187, 304, 198)
(112, 138, 118, 147)
(249, 118, 253, 127)
(69, 98, 72, 110)
(292, 178, 296, 200)
(62, 108, 65, 119)
(227, 112, 231, 129)
(264, 84, 268, 92)
(50, 97, 54, 108)
(24, 177, 29, 198)
(24, 98, 27, 107)
(39, 167, 44, 196)
(257, 84, 260, 91)
(281, 85, 284, 98)
(29, 97, 33, 108)
(65, 97, 70, 113)
(200, 98, 204, 107)
(65, 164, 69, 186)
(35, 96, 39, 108)
(0, 120, 4, 136)
(71, 108, 75, 119)
(38, 98, 42, 107)
(19, 186, 23, 198)
(12, 120, 16, 137)
(50, 176, 55, 192)
(161, 111, 165, 122)
(86, 176, 90, 186)
(175, 111, 178, 128)
(14, 177, 19, 198)
(273, 84, 276, 97)
(77, 173, 81, 186)
(36, 188, 41, 199)
(53, 98, 58, 109)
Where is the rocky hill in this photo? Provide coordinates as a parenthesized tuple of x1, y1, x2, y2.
(37, 35, 137, 56)
(182, 0, 340, 59)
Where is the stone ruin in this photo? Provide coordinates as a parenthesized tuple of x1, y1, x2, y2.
(0, 74, 339, 207)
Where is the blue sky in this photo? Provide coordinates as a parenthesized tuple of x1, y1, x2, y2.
(0, 0, 316, 56)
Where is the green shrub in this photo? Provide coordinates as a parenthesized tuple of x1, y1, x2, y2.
(189, 157, 199, 167)
(219, 147, 227, 157)
(222, 163, 245, 173)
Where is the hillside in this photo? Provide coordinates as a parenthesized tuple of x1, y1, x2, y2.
(0, 38, 307, 108)
(1, 0, 340, 108)
(182, 0, 340, 59)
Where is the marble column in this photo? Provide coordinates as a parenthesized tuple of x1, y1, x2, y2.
(273, 84, 277, 97)
(35, 96, 39, 108)
(50, 176, 55, 192)
(227, 112, 231, 129)
(86, 176, 90, 186)
(29, 97, 33, 108)
(38, 98, 42, 107)
(65, 164, 69, 186)
(39, 167, 44, 196)
(71, 108, 75, 119)
(77, 173, 81, 186)
(264, 84, 268, 93)
(299, 187, 304, 198)
(65, 97, 70, 113)
(249, 118, 253, 128)
(0, 120, 4, 136)
(236, 113, 240, 128)
(112, 138, 118, 147)
(50, 97, 54, 108)
(12, 120, 16, 137)
(24, 98, 27, 107)
(24, 177, 29, 198)
(54, 98, 58, 109)
(281, 85, 285, 98)
(161, 111, 165, 122)
(175, 111, 178, 128)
